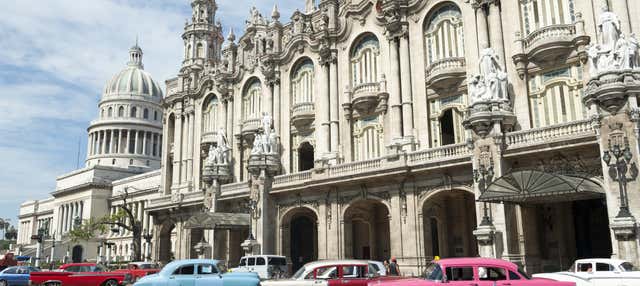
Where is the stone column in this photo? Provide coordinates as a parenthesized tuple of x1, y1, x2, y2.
(174, 114, 183, 186)
(101, 131, 107, 155)
(487, 1, 506, 66)
(187, 113, 195, 182)
(610, 0, 632, 34)
(142, 131, 148, 156)
(318, 62, 331, 156)
(476, 5, 490, 52)
(399, 33, 414, 145)
(86, 133, 93, 157)
(329, 59, 339, 154)
(132, 130, 139, 155)
(388, 36, 403, 141)
(273, 81, 281, 137)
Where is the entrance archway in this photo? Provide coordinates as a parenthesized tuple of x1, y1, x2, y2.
(422, 189, 477, 258)
(72, 245, 83, 263)
(158, 221, 175, 263)
(281, 207, 318, 273)
(343, 199, 390, 261)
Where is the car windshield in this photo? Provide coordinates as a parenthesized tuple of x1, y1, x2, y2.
(269, 257, 287, 266)
(423, 263, 443, 281)
(292, 267, 306, 279)
(516, 265, 531, 279)
(620, 262, 638, 271)
(137, 263, 158, 270)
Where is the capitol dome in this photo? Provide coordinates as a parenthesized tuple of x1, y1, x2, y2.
(103, 45, 164, 98)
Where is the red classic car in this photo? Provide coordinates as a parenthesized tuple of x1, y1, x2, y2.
(30, 263, 132, 286)
(112, 262, 159, 282)
(368, 258, 575, 286)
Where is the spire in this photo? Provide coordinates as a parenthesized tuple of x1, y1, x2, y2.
(271, 4, 280, 21)
(128, 40, 144, 69)
(227, 28, 236, 42)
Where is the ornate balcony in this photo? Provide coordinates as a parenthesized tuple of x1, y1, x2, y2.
(241, 117, 261, 138)
(513, 15, 590, 78)
(425, 57, 466, 91)
(349, 81, 388, 117)
(290, 102, 315, 129)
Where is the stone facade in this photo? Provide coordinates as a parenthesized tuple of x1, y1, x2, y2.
(17, 0, 640, 276)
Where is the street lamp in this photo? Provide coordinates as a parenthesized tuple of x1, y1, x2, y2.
(603, 137, 638, 218)
(473, 162, 495, 226)
(245, 200, 257, 241)
(142, 229, 153, 262)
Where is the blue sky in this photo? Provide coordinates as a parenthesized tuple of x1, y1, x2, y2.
(0, 0, 301, 227)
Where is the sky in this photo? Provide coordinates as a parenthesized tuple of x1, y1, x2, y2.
(0, 0, 301, 227)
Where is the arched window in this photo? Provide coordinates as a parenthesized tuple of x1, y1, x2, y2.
(424, 3, 464, 65)
(350, 35, 380, 87)
(196, 43, 204, 58)
(528, 65, 585, 128)
(108, 107, 113, 117)
(143, 108, 149, 119)
(154, 111, 158, 121)
(101, 109, 105, 118)
(520, 0, 576, 35)
(243, 79, 262, 119)
(297, 142, 315, 171)
(131, 107, 137, 118)
(203, 95, 219, 133)
(429, 96, 466, 147)
(353, 116, 384, 161)
(118, 106, 125, 117)
(291, 59, 315, 105)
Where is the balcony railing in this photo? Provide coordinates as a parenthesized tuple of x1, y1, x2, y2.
(327, 157, 385, 177)
(523, 24, 576, 49)
(424, 57, 466, 90)
(290, 102, 315, 127)
(407, 143, 470, 163)
(425, 57, 466, 76)
(505, 119, 594, 149)
(241, 117, 261, 134)
(352, 82, 381, 95)
(221, 181, 249, 196)
(274, 170, 312, 185)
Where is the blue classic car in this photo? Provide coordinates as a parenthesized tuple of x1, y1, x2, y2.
(133, 259, 260, 286)
(0, 266, 40, 286)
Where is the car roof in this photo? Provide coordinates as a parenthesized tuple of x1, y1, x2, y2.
(160, 259, 222, 275)
(241, 255, 286, 258)
(574, 258, 627, 265)
(303, 260, 370, 269)
(61, 263, 96, 267)
(436, 258, 517, 268)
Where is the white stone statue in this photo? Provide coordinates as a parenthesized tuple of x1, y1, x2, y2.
(468, 47, 509, 105)
(217, 128, 231, 164)
(206, 145, 220, 165)
(251, 134, 264, 155)
(305, 0, 315, 14)
(599, 5, 621, 51)
(268, 130, 278, 154)
(261, 112, 273, 139)
(246, 6, 264, 27)
(479, 47, 502, 79)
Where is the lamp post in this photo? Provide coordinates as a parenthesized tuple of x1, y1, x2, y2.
(602, 137, 638, 218)
(245, 199, 257, 241)
(49, 231, 56, 265)
(473, 162, 495, 226)
(142, 229, 153, 262)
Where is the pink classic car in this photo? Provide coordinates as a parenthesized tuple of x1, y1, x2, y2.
(368, 258, 575, 286)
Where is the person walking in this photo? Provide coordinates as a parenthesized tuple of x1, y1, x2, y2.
(383, 260, 390, 275)
(388, 257, 401, 276)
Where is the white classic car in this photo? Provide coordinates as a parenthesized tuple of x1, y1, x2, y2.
(533, 258, 639, 286)
(261, 259, 389, 286)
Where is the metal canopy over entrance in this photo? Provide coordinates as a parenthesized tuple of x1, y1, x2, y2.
(478, 170, 604, 204)
(183, 212, 250, 229)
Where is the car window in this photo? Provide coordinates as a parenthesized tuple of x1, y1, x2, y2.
(173, 265, 195, 275)
(342, 265, 367, 279)
(248, 257, 256, 266)
(268, 257, 287, 266)
(620, 262, 638, 271)
(577, 263, 592, 272)
(596, 263, 614, 271)
(92, 265, 106, 272)
(478, 267, 507, 281)
(239, 258, 246, 266)
(64, 266, 79, 272)
(446, 267, 474, 281)
(256, 257, 266, 265)
(424, 263, 443, 281)
(292, 267, 307, 279)
(3, 267, 17, 274)
(198, 264, 218, 275)
(16, 267, 28, 274)
(508, 270, 521, 280)
(315, 266, 338, 279)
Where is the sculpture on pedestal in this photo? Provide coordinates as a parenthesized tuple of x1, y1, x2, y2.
(251, 113, 279, 155)
(468, 47, 509, 105)
(587, 8, 640, 77)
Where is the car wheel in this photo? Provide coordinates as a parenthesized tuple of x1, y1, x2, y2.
(44, 283, 61, 286)
(0, 279, 6, 286)
(103, 279, 118, 286)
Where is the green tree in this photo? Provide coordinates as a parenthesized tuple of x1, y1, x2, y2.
(69, 189, 142, 261)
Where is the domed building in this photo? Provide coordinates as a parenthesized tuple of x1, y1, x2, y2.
(86, 44, 163, 169)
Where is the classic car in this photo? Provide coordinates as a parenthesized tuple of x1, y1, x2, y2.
(29, 263, 132, 286)
(369, 257, 576, 286)
(533, 258, 640, 286)
(0, 266, 39, 286)
(261, 260, 403, 286)
(133, 259, 260, 286)
(231, 255, 288, 279)
(112, 262, 159, 282)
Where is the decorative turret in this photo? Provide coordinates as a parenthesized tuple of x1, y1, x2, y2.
(182, 0, 223, 67)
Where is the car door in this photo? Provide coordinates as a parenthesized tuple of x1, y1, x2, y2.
(195, 263, 222, 286)
(591, 262, 622, 286)
(2, 267, 19, 286)
(169, 264, 197, 286)
(255, 256, 267, 278)
(476, 266, 510, 286)
(247, 257, 256, 273)
(335, 265, 369, 286)
(444, 266, 476, 286)
(15, 267, 30, 286)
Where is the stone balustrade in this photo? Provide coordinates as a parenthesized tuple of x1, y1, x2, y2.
(522, 24, 576, 49)
(273, 170, 312, 185)
(407, 143, 470, 163)
(201, 131, 218, 144)
(221, 181, 249, 196)
(241, 117, 262, 135)
(327, 157, 385, 177)
(505, 119, 594, 148)
(290, 102, 315, 128)
(424, 57, 466, 91)
(425, 57, 466, 77)
(350, 82, 387, 115)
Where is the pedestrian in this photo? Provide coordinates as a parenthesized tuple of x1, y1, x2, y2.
(388, 257, 401, 276)
(383, 260, 390, 275)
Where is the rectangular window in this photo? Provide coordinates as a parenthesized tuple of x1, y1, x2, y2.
(446, 267, 474, 281)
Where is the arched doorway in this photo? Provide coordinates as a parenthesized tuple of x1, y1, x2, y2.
(298, 142, 314, 171)
(440, 109, 455, 146)
(343, 199, 390, 261)
(158, 221, 175, 263)
(422, 190, 477, 258)
(72, 245, 83, 263)
(282, 207, 318, 273)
